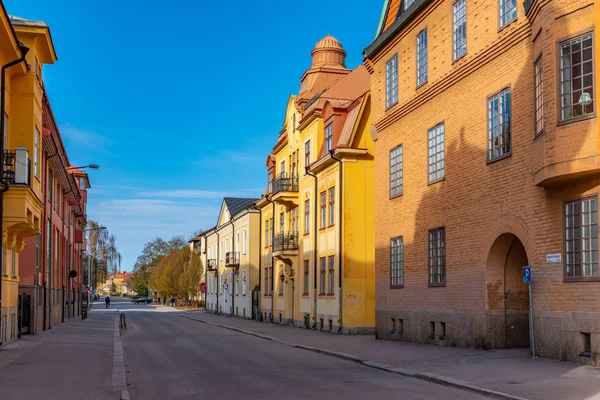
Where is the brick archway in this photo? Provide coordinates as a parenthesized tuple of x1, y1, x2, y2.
(483, 215, 534, 349)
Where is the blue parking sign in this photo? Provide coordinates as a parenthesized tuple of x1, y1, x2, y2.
(523, 266, 532, 284)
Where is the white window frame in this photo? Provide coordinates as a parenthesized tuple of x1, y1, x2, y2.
(325, 123, 333, 153)
(416, 29, 428, 87)
(499, 0, 517, 28)
(243, 229, 247, 255)
(453, 0, 467, 60)
(242, 270, 247, 295)
(428, 123, 445, 183)
(385, 54, 399, 108)
(390, 145, 403, 197)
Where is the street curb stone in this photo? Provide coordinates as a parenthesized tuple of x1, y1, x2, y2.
(112, 313, 131, 400)
(179, 314, 529, 400)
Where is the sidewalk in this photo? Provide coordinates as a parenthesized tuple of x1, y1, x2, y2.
(181, 312, 600, 400)
(0, 307, 119, 400)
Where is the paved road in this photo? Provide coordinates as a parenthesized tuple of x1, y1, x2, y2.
(118, 302, 486, 400)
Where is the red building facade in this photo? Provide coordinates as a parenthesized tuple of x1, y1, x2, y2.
(19, 89, 90, 334)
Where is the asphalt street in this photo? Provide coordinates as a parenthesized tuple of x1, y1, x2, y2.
(117, 301, 487, 400)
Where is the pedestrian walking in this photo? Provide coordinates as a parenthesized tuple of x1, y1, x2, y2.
(170, 298, 175, 307)
(105, 296, 111, 309)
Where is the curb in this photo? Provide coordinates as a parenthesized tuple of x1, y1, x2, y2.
(179, 315, 529, 400)
(112, 313, 130, 400)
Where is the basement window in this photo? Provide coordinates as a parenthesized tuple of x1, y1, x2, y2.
(580, 332, 592, 357)
(429, 321, 436, 339)
(440, 322, 446, 340)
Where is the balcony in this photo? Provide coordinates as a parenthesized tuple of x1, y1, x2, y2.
(3, 148, 42, 242)
(207, 259, 218, 271)
(273, 232, 299, 264)
(226, 252, 240, 266)
(271, 173, 299, 207)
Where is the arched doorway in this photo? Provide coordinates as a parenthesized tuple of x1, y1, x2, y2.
(486, 233, 530, 348)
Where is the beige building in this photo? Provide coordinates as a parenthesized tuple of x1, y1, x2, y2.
(204, 198, 260, 318)
(364, 0, 599, 365)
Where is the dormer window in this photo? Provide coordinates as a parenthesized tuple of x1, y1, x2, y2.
(405, 0, 416, 10)
(325, 123, 333, 154)
(79, 178, 85, 191)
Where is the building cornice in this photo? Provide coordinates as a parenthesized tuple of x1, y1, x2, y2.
(309, 148, 369, 174)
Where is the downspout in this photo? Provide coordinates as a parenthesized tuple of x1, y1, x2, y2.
(265, 196, 275, 322)
(230, 218, 235, 316)
(330, 151, 344, 333)
(0, 43, 29, 345)
(252, 203, 262, 321)
(215, 231, 220, 314)
(305, 166, 318, 329)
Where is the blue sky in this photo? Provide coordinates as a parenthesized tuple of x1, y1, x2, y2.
(5, 0, 382, 271)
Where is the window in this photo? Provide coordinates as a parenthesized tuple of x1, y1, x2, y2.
(242, 270, 247, 296)
(428, 123, 445, 183)
(499, 0, 517, 28)
(34, 127, 40, 178)
(305, 141, 311, 168)
(281, 160, 286, 175)
(581, 333, 592, 357)
(47, 169, 53, 202)
(327, 255, 334, 295)
(325, 123, 333, 154)
(279, 212, 284, 233)
(236, 233, 239, 253)
(265, 219, 270, 247)
(453, 0, 467, 60)
(386, 55, 399, 108)
(269, 218, 274, 245)
(264, 268, 269, 295)
(320, 192, 326, 229)
(279, 266, 284, 295)
(560, 33, 594, 121)
(304, 200, 310, 234)
(429, 228, 446, 286)
(319, 257, 326, 294)
(290, 207, 298, 233)
(46, 220, 51, 286)
(269, 267, 273, 295)
(303, 260, 309, 295)
(390, 145, 403, 197)
(565, 197, 598, 279)
(391, 237, 404, 288)
(534, 56, 544, 136)
(328, 187, 335, 226)
(79, 178, 85, 191)
(268, 171, 273, 193)
(225, 238, 228, 253)
(243, 229, 247, 255)
(487, 89, 511, 161)
(220, 241, 223, 260)
(416, 29, 428, 86)
(405, 0, 415, 9)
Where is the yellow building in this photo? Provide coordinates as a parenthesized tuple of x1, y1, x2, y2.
(204, 198, 260, 318)
(0, 8, 56, 344)
(257, 36, 375, 333)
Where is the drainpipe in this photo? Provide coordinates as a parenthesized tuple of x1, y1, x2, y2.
(252, 202, 262, 321)
(265, 196, 275, 322)
(0, 43, 29, 345)
(215, 231, 220, 314)
(330, 150, 344, 333)
(230, 218, 236, 316)
(305, 166, 318, 329)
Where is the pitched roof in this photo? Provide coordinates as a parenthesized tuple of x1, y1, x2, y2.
(9, 15, 47, 27)
(188, 226, 217, 242)
(224, 197, 259, 218)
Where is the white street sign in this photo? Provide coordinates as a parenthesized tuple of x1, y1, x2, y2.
(546, 253, 562, 264)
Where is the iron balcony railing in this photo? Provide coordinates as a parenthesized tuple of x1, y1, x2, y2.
(226, 252, 240, 266)
(271, 173, 299, 194)
(273, 232, 299, 253)
(207, 259, 218, 270)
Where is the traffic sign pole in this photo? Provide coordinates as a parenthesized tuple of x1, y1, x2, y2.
(523, 266, 536, 358)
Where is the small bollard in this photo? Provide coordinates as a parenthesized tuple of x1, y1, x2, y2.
(119, 313, 126, 330)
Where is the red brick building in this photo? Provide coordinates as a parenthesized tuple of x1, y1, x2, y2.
(19, 89, 90, 334)
(364, 0, 598, 365)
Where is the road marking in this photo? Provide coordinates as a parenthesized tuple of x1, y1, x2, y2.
(131, 323, 139, 331)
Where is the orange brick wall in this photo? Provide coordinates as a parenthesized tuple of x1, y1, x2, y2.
(367, 0, 599, 364)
